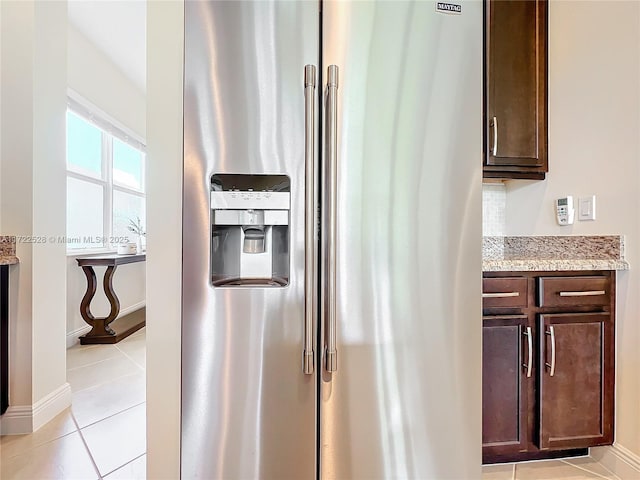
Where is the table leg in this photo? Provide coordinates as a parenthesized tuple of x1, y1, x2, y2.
(79, 265, 121, 338)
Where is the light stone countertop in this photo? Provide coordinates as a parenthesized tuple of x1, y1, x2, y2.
(483, 235, 629, 272)
(0, 257, 19, 266)
(0, 236, 19, 265)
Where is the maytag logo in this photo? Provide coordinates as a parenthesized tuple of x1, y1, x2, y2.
(436, 2, 462, 14)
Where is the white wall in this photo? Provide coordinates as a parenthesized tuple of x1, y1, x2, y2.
(0, 0, 70, 432)
(68, 24, 145, 139)
(146, 2, 182, 477)
(505, 0, 640, 464)
(65, 25, 146, 343)
(0, 0, 35, 420)
(0, 3, 2, 230)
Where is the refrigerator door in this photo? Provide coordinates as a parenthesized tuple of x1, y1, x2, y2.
(320, 1, 483, 478)
(182, 2, 318, 478)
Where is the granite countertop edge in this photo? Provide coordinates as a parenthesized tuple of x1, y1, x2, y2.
(483, 258, 630, 272)
(483, 235, 629, 272)
(0, 256, 19, 266)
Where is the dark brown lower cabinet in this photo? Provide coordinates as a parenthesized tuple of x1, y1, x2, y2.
(1, 266, 8, 415)
(482, 271, 615, 464)
(482, 315, 530, 456)
(539, 313, 614, 450)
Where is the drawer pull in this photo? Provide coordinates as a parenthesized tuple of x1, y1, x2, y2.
(558, 290, 605, 297)
(482, 292, 520, 299)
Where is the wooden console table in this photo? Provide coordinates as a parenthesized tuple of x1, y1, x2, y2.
(76, 253, 146, 345)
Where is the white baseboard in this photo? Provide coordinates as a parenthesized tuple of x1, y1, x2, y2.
(32, 383, 72, 431)
(66, 301, 146, 348)
(0, 405, 33, 435)
(66, 325, 92, 348)
(0, 383, 72, 435)
(592, 444, 640, 480)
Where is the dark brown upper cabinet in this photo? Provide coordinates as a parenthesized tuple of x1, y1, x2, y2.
(484, 0, 548, 180)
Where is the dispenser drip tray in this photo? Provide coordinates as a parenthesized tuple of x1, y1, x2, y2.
(211, 276, 288, 287)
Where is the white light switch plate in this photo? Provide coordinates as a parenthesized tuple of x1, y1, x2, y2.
(579, 195, 596, 221)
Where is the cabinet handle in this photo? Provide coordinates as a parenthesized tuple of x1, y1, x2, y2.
(559, 290, 605, 297)
(545, 326, 556, 377)
(522, 326, 532, 378)
(490, 116, 498, 156)
(482, 291, 519, 298)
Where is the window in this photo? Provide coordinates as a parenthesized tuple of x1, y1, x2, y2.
(66, 101, 146, 252)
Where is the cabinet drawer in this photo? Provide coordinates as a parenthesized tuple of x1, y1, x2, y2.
(483, 277, 528, 308)
(538, 276, 610, 307)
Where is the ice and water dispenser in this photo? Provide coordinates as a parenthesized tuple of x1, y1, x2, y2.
(210, 174, 290, 286)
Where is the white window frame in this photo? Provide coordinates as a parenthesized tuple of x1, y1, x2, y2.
(66, 94, 146, 254)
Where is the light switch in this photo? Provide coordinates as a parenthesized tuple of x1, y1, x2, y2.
(578, 195, 596, 221)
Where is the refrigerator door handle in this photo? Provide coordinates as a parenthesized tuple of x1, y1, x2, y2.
(325, 65, 339, 373)
(303, 65, 316, 375)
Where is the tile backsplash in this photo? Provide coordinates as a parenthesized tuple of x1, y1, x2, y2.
(482, 183, 506, 236)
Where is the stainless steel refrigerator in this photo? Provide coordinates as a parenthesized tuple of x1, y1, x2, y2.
(182, 1, 482, 478)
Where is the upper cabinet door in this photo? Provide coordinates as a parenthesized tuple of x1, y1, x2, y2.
(484, 0, 548, 180)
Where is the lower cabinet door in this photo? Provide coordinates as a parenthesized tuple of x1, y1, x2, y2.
(539, 313, 614, 449)
(482, 315, 531, 457)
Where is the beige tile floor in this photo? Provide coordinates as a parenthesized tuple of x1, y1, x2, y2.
(0, 327, 622, 479)
(482, 457, 621, 480)
(1, 328, 147, 480)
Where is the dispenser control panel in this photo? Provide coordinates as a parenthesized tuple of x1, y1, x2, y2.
(210, 190, 290, 210)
